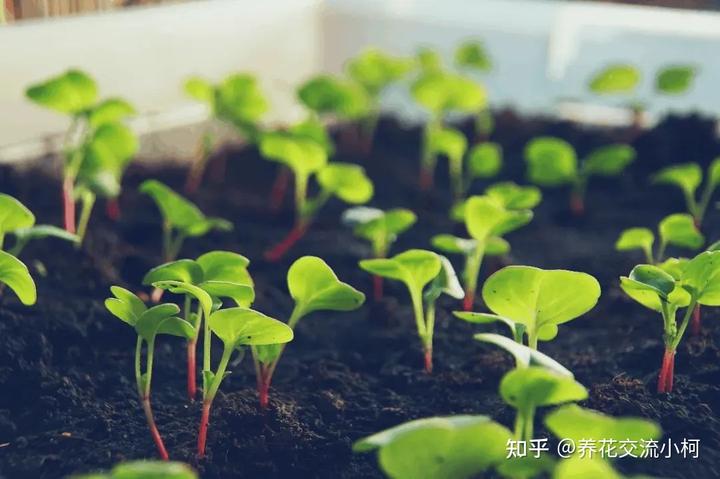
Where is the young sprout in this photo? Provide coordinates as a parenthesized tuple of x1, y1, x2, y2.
(588, 63, 642, 131)
(656, 65, 697, 96)
(140, 180, 232, 263)
(616, 213, 704, 264)
(425, 125, 468, 201)
(466, 142, 502, 188)
(73, 460, 197, 479)
(454, 40, 494, 139)
(252, 256, 364, 408)
(620, 251, 720, 392)
(200, 307, 293, 456)
(359, 250, 463, 372)
(342, 207, 417, 300)
(183, 73, 268, 193)
(25, 70, 137, 239)
(451, 182, 541, 222)
(0, 251, 37, 306)
(143, 251, 254, 400)
(434, 195, 534, 311)
(416, 47, 443, 74)
(297, 74, 371, 124)
(105, 287, 195, 460)
(524, 137, 635, 215)
(652, 158, 720, 227)
(353, 415, 512, 479)
(456, 265, 601, 348)
(261, 132, 374, 260)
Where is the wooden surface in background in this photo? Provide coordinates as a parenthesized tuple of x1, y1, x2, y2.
(2, 0, 179, 22)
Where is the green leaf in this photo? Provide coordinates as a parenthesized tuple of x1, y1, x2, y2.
(426, 126, 467, 163)
(288, 256, 365, 317)
(260, 132, 328, 177)
(353, 415, 512, 479)
(156, 317, 195, 339)
(184, 77, 214, 103)
(297, 75, 370, 119)
(209, 307, 294, 349)
(425, 255, 464, 302)
(215, 73, 268, 125)
(142, 260, 204, 286)
(197, 251, 252, 285)
(411, 72, 487, 116)
(524, 137, 577, 186)
(359, 249, 441, 300)
(656, 65, 696, 95)
(482, 266, 600, 338)
(0, 251, 36, 306)
(465, 195, 532, 241)
(344, 207, 416, 248)
(500, 366, 587, 410)
(152, 280, 213, 321)
(0, 194, 35, 235)
(416, 47, 442, 73)
(455, 40, 492, 72)
(619, 264, 689, 312)
(135, 303, 182, 342)
(199, 281, 255, 308)
(254, 343, 284, 364)
(485, 182, 542, 210)
(588, 64, 640, 94)
(431, 234, 476, 256)
(467, 143, 502, 179)
(583, 144, 635, 176)
(288, 116, 335, 155)
(658, 257, 687, 280)
(486, 236, 510, 256)
(659, 213, 704, 250)
(105, 286, 146, 326)
(653, 163, 702, 198)
(25, 69, 98, 115)
(707, 157, 720, 189)
(473, 333, 573, 375)
(455, 311, 516, 333)
(12, 225, 79, 246)
(317, 163, 374, 204)
(110, 460, 198, 479)
(346, 48, 414, 97)
(681, 250, 720, 305)
(88, 98, 135, 127)
(615, 228, 654, 256)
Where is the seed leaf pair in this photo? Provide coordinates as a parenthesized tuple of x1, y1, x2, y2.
(653, 159, 720, 226)
(616, 213, 703, 264)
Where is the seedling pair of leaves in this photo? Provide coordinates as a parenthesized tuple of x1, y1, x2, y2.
(360, 249, 463, 372)
(73, 460, 197, 479)
(433, 194, 535, 311)
(455, 40, 495, 139)
(251, 256, 364, 408)
(183, 73, 268, 193)
(26, 69, 139, 243)
(620, 250, 720, 392)
(616, 213, 704, 264)
(524, 137, 635, 215)
(652, 158, 720, 227)
(259, 131, 374, 261)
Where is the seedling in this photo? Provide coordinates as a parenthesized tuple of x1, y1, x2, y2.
(297, 74, 370, 123)
(454, 40, 494, 139)
(616, 213, 704, 264)
(656, 65, 697, 96)
(252, 256, 364, 407)
(25, 70, 138, 240)
(456, 265, 601, 348)
(200, 307, 293, 456)
(183, 73, 268, 193)
(451, 182, 541, 222)
(466, 142, 502, 187)
(73, 460, 197, 479)
(105, 287, 195, 459)
(140, 180, 232, 263)
(143, 251, 254, 400)
(588, 63, 643, 131)
(0, 250, 36, 306)
(524, 137, 635, 215)
(433, 195, 534, 311)
(620, 251, 720, 392)
(652, 158, 720, 227)
(416, 47, 442, 74)
(425, 125, 468, 200)
(260, 132, 374, 260)
(359, 249, 463, 372)
(342, 207, 417, 300)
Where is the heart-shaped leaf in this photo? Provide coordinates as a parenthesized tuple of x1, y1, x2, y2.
(109, 460, 198, 479)
(105, 286, 146, 326)
(289, 256, 365, 318)
(317, 163, 374, 204)
(215, 73, 268, 125)
(209, 307, 294, 349)
(426, 126, 467, 163)
(260, 132, 328, 177)
(500, 366, 587, 410)
(465, 196, 530, 241)
(346, 48, 414, 97)
(681, 250, 720, 305)
(615, 227, 654, 258)
(88, 98, 135, 127)
(412, 72, 487, 116)
(620, 264, 689, 311)
(485, 182, 541, 210)
(0, 251, 36, 306)
(25, 69, 98, 115)
(135, 303, 182, 342)
(659, 213, 704, 250)
(143, 260, 204, 286)
(524, 137, 577, 187)
(345, 207, 416, 247)
(197, 251, 252, 286)
(467, 143, 502, 179)
(360, 250, 441, 302)
(653, 163, 702, 198)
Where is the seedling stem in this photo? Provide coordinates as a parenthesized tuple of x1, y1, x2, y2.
(134, 337, 169, 460)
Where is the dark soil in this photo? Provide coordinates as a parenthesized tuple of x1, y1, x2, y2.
(1, 112, 720, 479)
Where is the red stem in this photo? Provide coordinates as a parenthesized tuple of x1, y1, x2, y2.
(657, 348, 676, 393)
(463, 289, 475, 312)
(106, 198, 121, 221)
(264, 223, 308, 262)
(62, 177, 76, 234)
(269, 168, 291, 212)
(373, 275, 384, 301)
(424, 348, 433, 374)
(142, 396, 169, 460)
(187, 340, 197, 401)
(570, 192, 585, 216)
(150, 287, 164, 304)
(197, 401, 212, 458)
(691, 304, 702, 336)
(256, 367, 272, 409)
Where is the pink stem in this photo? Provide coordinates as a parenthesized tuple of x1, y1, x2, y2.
(62, 177, 76, 234)
(264, 223, 308, 262)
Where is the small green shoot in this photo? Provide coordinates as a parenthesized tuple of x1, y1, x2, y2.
(652, 159, 720, 227)
(298, 74, 371, 123)
(252, 256, 364, 407)
(588, 64, 641, 95)
(616, 213, 704, 264)
(454, 39, 494, 138)
(0, 250, 37, 306)
(656, 65, 697, 95)
(72, 460, 197, 479)
(425, 125, 468, 200)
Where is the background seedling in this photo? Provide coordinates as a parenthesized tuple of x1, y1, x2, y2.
(588, 63, 643, 134)
(465, 142, 502, 188)
(252, 256, 364, 407)
(297, 74, 370, 130)
(359, 250, 463, 372)
(342, 207, 417, 300)
(105, 287, 195, 460)
(425, 125, 468, 201)
(0, 250, 37, 306)
(524, 137, 635, 215)
(652, 159, 720, 227)
(616, 213, 704, 264)
(73, 460, 197, 479)
(656, 65, 697, 96)
(183, 73, 268, 193)
(25, 70, 138, 239)
(454, 39, 494, 139)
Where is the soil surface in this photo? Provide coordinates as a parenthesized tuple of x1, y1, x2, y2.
(1, 112, 720, 479)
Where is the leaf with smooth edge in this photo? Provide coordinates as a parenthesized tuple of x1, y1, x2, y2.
(142, 260, 204, 286)
(524, 137, 577, 186)
(485, 182, 542, 210)
(473, 333, 573, 375)
(615, 228, 654, 255)
(184, 77, 214, 103)
(289, 116, 335, 155)
(411, 72, 487, 116)
(346, 48, 413, 96)
(486, 236, 510, 256)
(425, 255, 464, 302)
(152, 280, 213, 320)
(482, 266, 600, 336)
(110, 460, 198, 479)
(345, 207, 416, 245)
(432, 234, 476, 255)
(656, 65, 696, 95)
(619, 264, 689, 311)
(583, 144, 635, 176)
(12, 225, 79, 245)
(0, 251, 36, 306)
(25, 69, 97, 115)
(681, 251, 720, 305)
(468, 143, 502, 179)
(359, 249, 441, 298)
(254, 343, 283, 364)
(105, 286, 146, 325)
(260, 132, 327, 176)
(500, 366, 587, 410)
(589, 64, 640, 94)
(317, 163, 374, 204)
(455, 311, 516, 332)
(156, 317, 195, 339)
(135, 303, 181, 342)
(297, 76, 370, 119)
(353, 415, 511, 479)
(416, 47, 442, 73)
(209, 307, 293, 349)
(659, 213, 703, 250)
(88, 98, 135, 127)
(455, 40, 492, 71)
(658, 257, 687, 280)
(140, 180, 205, 231)
(465, 195, 531, 241)
(426, 126, 467, 163)
(288, 256, 365, 316)
(215, 73, 268, 125)
(707, 157, 720, 188)
(653, 163, 702, 198)
(0, 194, 35, 234)
(200, 281, 255, 307)
(197, 251, 252, 286)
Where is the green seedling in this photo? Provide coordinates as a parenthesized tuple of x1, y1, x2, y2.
(353, 415, 512, 479)
(105, 287, 195, 460)
(425, 125, 468, 200)
(466, 142, 502, 185)
(411, 71, 486, 189)
(298, 74, 371, 123)
(25, 70, 138, 240)
(589, 64, 641, 96)
(0, 250, 36, 306)
(140, 180, 232, 263)
(198, 307, 293, 457)
(652, 159, 720, 227)
(260, 132, 374, 260)
(620, 251, 720, 392)
(450, 182, 542, 222)
(616, 213, 703, 264)
(72, 460, 197, 479)
(656, 65, 697, 96)
(342, 207, 417, 300)
(416, 47, 442, 74)
(252, 256, 364, 407)
(183, 73, 268, 193)
(433, 195, 534, 311)
(454, 40, 494, 139)
(359, 249, 463, 372)
(143, 251, 254, 400)
(524, 137, 635, 215)
(457, 265, 601, 348)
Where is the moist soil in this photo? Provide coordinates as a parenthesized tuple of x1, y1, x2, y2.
(1, 112, 720, 479)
